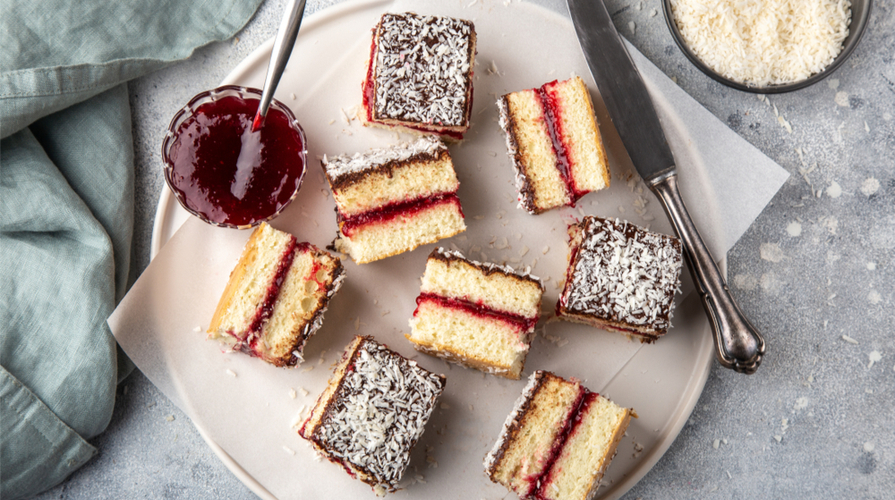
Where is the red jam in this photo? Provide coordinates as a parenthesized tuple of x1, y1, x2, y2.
(534, 391, 597, 500)
(414, 293, 538, 333)
(165, 89, 305, 227)
(538, 81, 586, 202)
(337, 193, 462, 237)
(246, 236, 298, 340)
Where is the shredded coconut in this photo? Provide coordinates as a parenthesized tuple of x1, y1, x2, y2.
(311, 340, 444, 489)
(372, 13, 473, 126)
(670, 0, 851, 86)
(322, 135, 446, 181)
(561, 217, 683, 332)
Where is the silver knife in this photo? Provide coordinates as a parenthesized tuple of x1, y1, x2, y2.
(567, 0, 765, 374)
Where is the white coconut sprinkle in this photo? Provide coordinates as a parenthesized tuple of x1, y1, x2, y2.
(310, 339, 445, 490)
(670, 0, 851, 87)
(371, 13, 473, 127)
(322, 135, 446, 181)
(433, 247, 542, 285)
(868, 351, 882, 369)
(560, 217, 683, 333)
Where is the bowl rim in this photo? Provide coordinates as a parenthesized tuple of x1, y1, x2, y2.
(161, 85, 308, 230)
(661, 0, 874, 94)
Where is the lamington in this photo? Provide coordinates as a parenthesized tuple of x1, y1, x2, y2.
(207, 223, 345, 366)
(361, 12, 477, 140)
(298, 336, 445, 496)
(484, 371, 635, 500)
(407, 248, 544, 379)
(322, 136, 466, 264)
(555, 216, 683, 342)
(498, 76, 610, 214)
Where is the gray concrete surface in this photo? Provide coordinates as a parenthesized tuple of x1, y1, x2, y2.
(35, 0, 894, 498)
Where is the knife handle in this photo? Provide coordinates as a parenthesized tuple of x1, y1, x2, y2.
(649, 173, 765, 374)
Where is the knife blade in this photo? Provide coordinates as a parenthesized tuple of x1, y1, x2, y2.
(567, 0, 765, 373)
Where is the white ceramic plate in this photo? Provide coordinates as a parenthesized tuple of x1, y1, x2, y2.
(150, 1, 715, 498)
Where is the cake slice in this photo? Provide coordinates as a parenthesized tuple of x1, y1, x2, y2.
(536, 391, 634, 500)
(322, 136, 466, 264)
(555, 216, 683, 343)
(299, 336, 446, 495)
(484, 371, 634, 500)
(361, 12, 477, 140)
(207, 223, 345, 366)
(407, 248, 543, 379)
(498, 76, 610, 214)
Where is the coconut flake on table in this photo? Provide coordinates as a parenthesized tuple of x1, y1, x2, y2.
(669, 0, 852, 86)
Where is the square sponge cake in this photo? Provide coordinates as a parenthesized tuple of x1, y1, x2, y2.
(207, 223, 345, 366)
(407, 248, 544, 379)
(299, 335, 445, 495)
(484, 370, 635, 500)
(361, 12, 476, 141)
(498, 76, 610, 214)
(555, 216, 683, 342)
(322, 136, 466, 264)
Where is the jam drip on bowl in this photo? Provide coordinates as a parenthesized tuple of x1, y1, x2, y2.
(166, 89, 306, 227)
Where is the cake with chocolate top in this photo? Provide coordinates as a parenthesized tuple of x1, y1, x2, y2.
(555, 216, 683, 342)
(407, 248, 544, 379)
(498, 76, 610, 214)
(361, 12, 477, 140)
(299, 336, 445, 496)
(322, 136, 466, 264)
(207, 223, 345, 366)
(484, 370, 635, 500)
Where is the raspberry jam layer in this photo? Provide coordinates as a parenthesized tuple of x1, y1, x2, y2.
(244, 237, 298, 350)
(414, 293, 538, 333)
(362, 38, 377, 123)
(338, 193, 462, 237)
(167, 92, 305, 227)
(535, 391, 600, 500)
(538, 81, 586, 202)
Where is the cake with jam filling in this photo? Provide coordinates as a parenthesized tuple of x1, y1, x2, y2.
(407, 248, 544, 379)
(299, 335, 445, 496)
(555, 216, 683, 342)
(361, 12, 476, 140)
(322, 136, 466, 264)
(207, 223, 345, 366)
(484, 370, 635, 500)
(498, 76, 610, 214)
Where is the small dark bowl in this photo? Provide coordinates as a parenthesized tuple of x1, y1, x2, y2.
(662, 0, 872, 93)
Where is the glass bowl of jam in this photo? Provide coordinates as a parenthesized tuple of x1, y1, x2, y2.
(162, 85, 307, 229)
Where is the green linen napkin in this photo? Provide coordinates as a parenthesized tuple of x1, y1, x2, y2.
(0, 1, 262, 498)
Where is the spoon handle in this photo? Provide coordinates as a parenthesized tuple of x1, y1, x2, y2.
(254, 0, 308, 130)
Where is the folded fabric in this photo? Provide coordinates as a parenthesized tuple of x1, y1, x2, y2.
(0, 0, 262, 498)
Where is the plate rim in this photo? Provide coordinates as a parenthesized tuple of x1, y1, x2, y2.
(148, 0, 716, 498)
